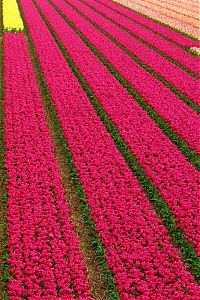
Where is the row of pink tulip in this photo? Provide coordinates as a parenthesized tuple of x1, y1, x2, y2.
(76, 0, 200, 91)
(4, 32, 92, 299)
(50, 0, 200, 152)
(37, 0, 200, 252)
(72, 0, 200, 78)
(19, 0, 200, 298)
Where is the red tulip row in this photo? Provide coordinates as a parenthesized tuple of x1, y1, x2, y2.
(4, 32, 92, 299)
(33, 0, 200, 253)
(68, 0, 200, 80)
(18, 0, 200, 298)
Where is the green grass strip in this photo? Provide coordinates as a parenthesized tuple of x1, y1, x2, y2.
(78, 0, 200, 80)
(0, 34, 11, 300)
(99, 0, 200, 58)
(189, 48, 200, 58)
(17, 1, 120, 299)
(48, 0, 200, 170)
(3, 28, 23, 32)
(64, 0, 200, 112)
(34, 0, 200, 282)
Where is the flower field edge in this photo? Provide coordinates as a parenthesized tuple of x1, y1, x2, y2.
(26, 0, 200, 283)
(75, 0, 200, 81)
(190, 47, 200, 58)
(112, 0, 200, 44)
(47, 0, 200, 170)
(16, 1, 121, 298)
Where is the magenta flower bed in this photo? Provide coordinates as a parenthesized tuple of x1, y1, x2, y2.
(69, 0, 200, 85)
(82, 0, 200, 74)
(17, 2, 200, 298)
(97, 0, 200, 48)
(4, 32, 92, 299)
(27, 0, 200, 253)
(50, 0, 200, 137)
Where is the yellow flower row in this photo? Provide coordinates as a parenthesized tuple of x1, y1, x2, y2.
(3, 0, 24, 31)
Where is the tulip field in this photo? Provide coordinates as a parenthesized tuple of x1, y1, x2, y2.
(0, 0, 200, 299)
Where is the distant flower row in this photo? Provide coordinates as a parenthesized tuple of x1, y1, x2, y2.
(3, 0, 24, 31)
(4, 32, 92, 299)
(114, 0, 200, 38)
(69, 0, 200, 97)
(55, 0, 200, 148)
(101, 0, 200, 47)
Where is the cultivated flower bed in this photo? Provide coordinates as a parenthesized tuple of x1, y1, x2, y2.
(1, 0, 199, 298)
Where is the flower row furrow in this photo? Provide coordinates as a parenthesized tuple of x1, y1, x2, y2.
(18, 1, 200, 298)
(99, 0, 200, 47)
(50, 0, 200, 149)
(3, 0, 24, 31)
(4, 32, 92, 299)
(65, 0, 200, 107)
(33, 0, 200, 253)
(79, 0, 200, 78)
